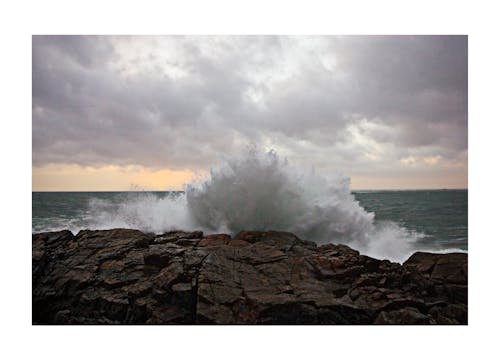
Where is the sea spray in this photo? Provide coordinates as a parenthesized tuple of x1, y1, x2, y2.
(84, 149, 423, 261)
(88, 192, 195, 234)
(185, 149, 421, 261)
(186, 149, 374, 243)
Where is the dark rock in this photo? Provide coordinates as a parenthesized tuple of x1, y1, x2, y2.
(34, 230, 74, 246)
(429, 303, 467, 324)
(374, 307, 433, 325)
(33, 228, 467, 324)
(154, 231, 203, 244)
(404, 252, 468, 285)
(174, 238, 200, 246)
(198, 234, 231, 247)
(228, 239, 251, 247)
(144, 243, 185, 268)
(153, 260, 185, 290)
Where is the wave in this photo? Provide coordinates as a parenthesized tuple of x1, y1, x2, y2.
(87, 192, 196, 234)
(79, 149, 437, 262)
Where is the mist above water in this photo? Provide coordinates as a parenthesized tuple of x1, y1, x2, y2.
(187, 149, 374, 243)
(85, 149, 425, 262)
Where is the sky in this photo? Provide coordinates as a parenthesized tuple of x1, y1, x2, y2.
(32, 35, 467, 191)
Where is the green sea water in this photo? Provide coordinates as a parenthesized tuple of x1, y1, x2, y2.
(353, 190, 467, 251)
(32, 189, 467, 253)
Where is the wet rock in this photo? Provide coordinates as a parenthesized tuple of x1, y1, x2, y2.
(374, 307, 433, 325)
(34, 230, 74, 246)
(154, 231, 203, 244)
(144, 243, 185, 268)
(174, 238, 199, 246)
(228, 239, 251, 247)
(153, 260, 185, 290)
(33, 228, 467, 324)
(429, 303, 467, 324)
(198, 234, 231, 247)
(404, 252, 468, 285)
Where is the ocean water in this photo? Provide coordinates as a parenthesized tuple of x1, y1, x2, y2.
(32, 190, 467, 249)
(31, 151, 467, 262)
(353, 190, 467, 251)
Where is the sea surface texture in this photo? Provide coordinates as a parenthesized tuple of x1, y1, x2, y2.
(32, 189, 467, 262)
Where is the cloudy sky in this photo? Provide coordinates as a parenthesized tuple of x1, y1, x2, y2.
(32, 35, 467, 191)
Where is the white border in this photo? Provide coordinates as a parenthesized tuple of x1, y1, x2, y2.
(1, 0, 498, 359)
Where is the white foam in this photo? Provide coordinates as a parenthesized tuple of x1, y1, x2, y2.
(87, 192, 197, 234)
(77, 149, 454, 262)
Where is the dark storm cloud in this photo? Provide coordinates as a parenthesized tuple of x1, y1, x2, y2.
(32, 35, 467, 175)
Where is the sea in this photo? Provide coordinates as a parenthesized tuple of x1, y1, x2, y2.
(32, 189, 467, 263)
(32, 149, 467, 263)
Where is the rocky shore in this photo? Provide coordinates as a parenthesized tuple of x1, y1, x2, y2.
(33, 229, 467, 324)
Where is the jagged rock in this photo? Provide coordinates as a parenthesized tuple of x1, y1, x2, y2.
(428, 303, 467, 324)
(154, 231, 203, 245)
(404, 252, 467, 285)
(198, 234, 231, 247)
(32, 229, 467, 324)
(374, 307, 433, 324)
(144, 243, 186, 268)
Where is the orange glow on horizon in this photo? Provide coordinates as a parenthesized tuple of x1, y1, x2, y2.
(32, 164, 197, 191)
(32, 164, 468, 192)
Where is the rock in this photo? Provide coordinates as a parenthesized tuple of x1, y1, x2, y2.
(144, 243, 185, 268)
(198, 235, 229, 247)
(154, 231, 203, 244)
(228, 239, 250, 247)
(153, 261, 185, 290)
(374, 307, 433, 325)
(404, 252, 468, 284)
(32, 228, 467, 324)
(428, 303, 467, 324)
(174, 238, 200, 246)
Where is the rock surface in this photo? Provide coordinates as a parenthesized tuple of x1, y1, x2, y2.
(32, 229, 467, 324)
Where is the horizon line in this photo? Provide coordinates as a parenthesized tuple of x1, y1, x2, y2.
(32, 188, 469, 193)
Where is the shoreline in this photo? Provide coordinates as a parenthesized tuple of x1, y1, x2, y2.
(33, 228, 468, 325)
(31, 227, 469, 264)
